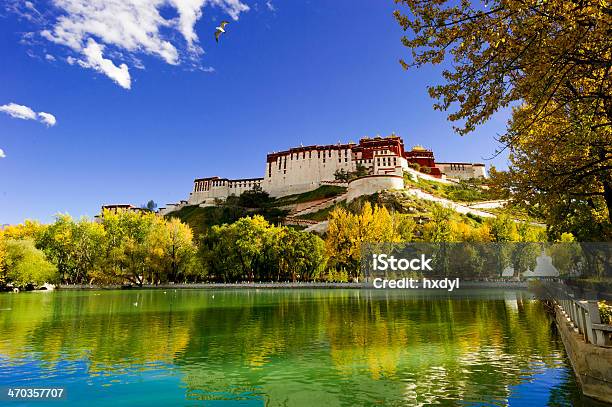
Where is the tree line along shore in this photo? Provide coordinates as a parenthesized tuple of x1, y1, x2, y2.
(0, 186, 580, 291)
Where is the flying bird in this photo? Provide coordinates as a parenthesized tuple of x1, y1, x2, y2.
(215, 21, 230, 43)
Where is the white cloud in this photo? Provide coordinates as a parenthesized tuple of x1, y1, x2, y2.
(0, 103, 37, 121)
(45, 53, 56, 61)
(0, 149, 6, 159)
(76, 38, 132, 89)
(0, 103, 57, 127)
(5, 0, 44, 23)
(266, 1, 275, 11)
(38, 112, 57, 127)
(36, 0, 249, 88)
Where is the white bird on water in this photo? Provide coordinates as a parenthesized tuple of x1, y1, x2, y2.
(215, 21, 230, 43)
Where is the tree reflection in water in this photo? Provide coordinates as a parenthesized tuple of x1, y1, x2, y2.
(0, 289, 593, 406)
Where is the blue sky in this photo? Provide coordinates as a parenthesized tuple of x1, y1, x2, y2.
(0, 0, 510, 225)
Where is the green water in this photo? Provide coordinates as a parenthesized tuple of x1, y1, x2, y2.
(0, 289, 597, 406)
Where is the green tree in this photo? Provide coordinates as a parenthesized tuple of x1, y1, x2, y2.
(160, 217, 198, 282)
(198, 216, 327, 283)
(487, 215, 519, 243)
(334, 169, 351, 182)
(355, 163, 369, 178)
(39, 215, 108, 284)
(142, 200, 158, 212)
(2, 239, 58, 289)
(37, 215, 79, 283)
(102, 209, 160, 285)
(0, 233, 6, 287)
(277, 228, 326, 282)
(422, 206, 454, 242)
(238, 187, 273, 208)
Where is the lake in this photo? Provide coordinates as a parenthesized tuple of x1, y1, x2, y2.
(0, 289, 599, 406)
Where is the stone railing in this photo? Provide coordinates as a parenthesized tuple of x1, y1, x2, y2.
(320, 180, 348, 187)
(548, 282, 612, 347)
(556, 297, 612, 347)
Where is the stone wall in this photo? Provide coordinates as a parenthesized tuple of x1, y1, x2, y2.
(554, 305, 612, 403)
(436, 162, 487, 179)
(346, 174, 404, 202)
(189, 178, 263, 205)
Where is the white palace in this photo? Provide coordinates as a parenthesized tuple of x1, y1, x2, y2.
(159, 135, 485, 214)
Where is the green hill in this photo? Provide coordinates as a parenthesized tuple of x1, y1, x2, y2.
(166, 185, 346, 238)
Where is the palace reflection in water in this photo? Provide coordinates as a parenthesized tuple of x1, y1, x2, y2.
(0, 289, 597, 406)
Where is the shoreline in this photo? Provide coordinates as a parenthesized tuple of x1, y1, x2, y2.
(52, 281, 530, 291)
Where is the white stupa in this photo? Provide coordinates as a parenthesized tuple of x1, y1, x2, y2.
(501, 265, 514, 277)
(523, 251, 560, 278)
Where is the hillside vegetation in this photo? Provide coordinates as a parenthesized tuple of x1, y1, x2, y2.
(168, 185, 347, 237)
(273, 185, 346, 205)
(403, 174, 492, 203)
(172, 174, 545, 235)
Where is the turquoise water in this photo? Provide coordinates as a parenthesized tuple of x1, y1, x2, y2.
(0, 289, 599, 406)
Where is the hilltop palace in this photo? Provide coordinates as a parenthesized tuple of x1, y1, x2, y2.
(159, 135, 485, 215)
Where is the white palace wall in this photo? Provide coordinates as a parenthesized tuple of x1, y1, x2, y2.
(188, 178, 263, 205)
(346, 174, 405, 202)
(263, 147, 356, 197)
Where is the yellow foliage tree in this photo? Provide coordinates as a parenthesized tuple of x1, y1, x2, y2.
(326, 202, 410, 279)
(394, 0, 612, 238)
